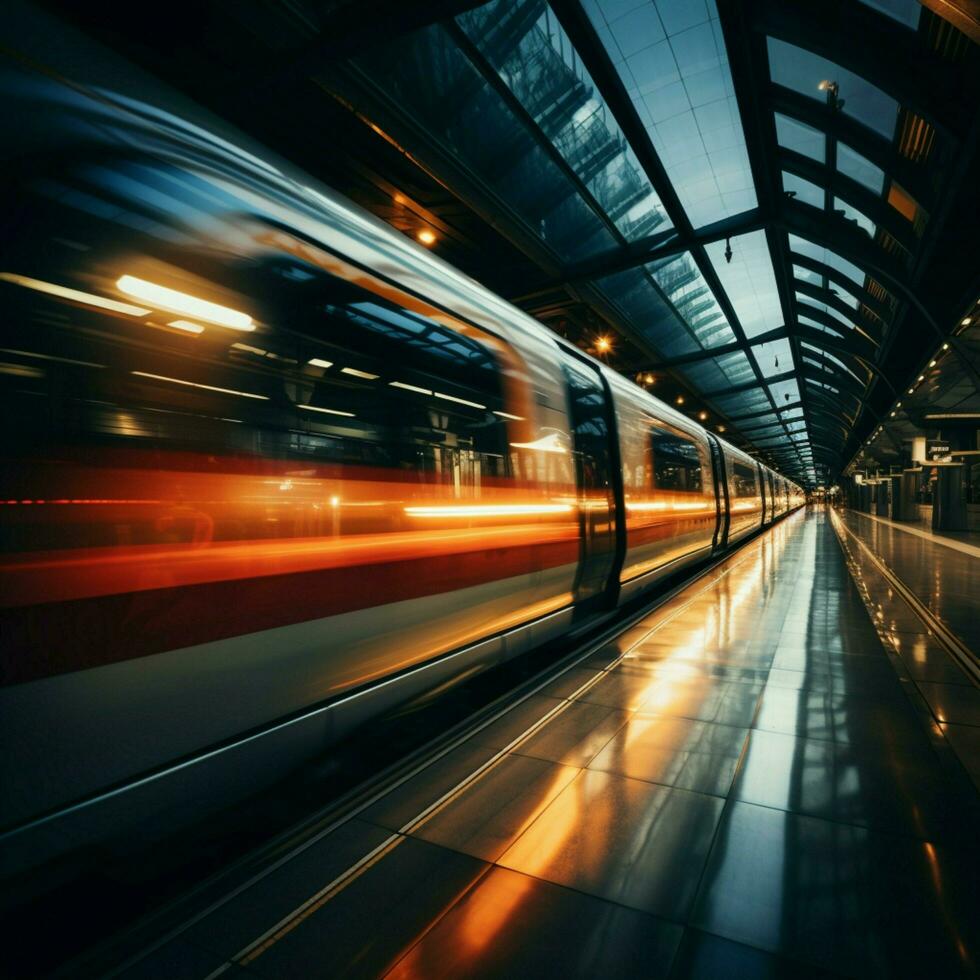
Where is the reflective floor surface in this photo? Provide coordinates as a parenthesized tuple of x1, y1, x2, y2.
(121, 511, 980, 979)
(839, 510, 980, 653)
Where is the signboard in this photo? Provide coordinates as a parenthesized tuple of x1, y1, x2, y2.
(927, 440, 953, 463)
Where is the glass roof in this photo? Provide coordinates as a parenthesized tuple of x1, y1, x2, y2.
(459, 3, 672, 242)
(837, 143, 885, 195)
(583, 0, 758, 228)
(783, 171, 824, 208)
(774, 112, 825, 162)
(706, 230, 784, 338)
(787, 234, 865, 288)
(347, 0, 948, 486)
(766, 37, 899, 140)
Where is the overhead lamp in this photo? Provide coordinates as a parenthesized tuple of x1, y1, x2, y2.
(908, 388, 914, 394)
(595, 336, 612, 353)
(917, 375, 924, 381)
(117, 275, 253, 330)
(942, 343, 949, 350)
(299, 404, 355, 417)
(644, 373, 655, 385)
(341, 367, 380, 379)
(717, 425, 726, 433)
(308, 358, 333, 368)
(698, 411, 708, 421)
(676, 395, 685, 405)
(962, 318, 972, 326)
(929, 360, 937, 367)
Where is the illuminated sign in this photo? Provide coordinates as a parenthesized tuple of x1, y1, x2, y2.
(926, 440, 953, 463)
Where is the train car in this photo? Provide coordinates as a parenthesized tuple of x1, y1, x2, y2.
(0, 4, 803, 874)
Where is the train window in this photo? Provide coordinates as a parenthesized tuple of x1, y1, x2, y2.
(651, 426, 703, 492)
(561, 358, 614, 493)
(731, 461, 758, 497)
(0, 164, 535, 554)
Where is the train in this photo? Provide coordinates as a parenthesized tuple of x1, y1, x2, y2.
(0, 2, 803, 875)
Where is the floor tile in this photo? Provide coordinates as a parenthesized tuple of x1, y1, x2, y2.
(470, 694, 563, 750)
(509, 699, 629, 767)
(537, 667, 605, 700)
(915, 681, 980, 726)
(732, 729, 971, 843)
(941, 722, 980, 778)
(590, 714, 749, 797)
(692, 801, 980, 977)
(668, 928, 838, 979)
(248, 837, 489, 979)
(499, 769, 724, 920)
(361, 740, 501, 833)
(403, 753, 580, 862)
(385, 866, 683, 979)
(180, 819, 394, 960)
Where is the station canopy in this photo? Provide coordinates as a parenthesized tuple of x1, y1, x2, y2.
(52, 0, 980, 487)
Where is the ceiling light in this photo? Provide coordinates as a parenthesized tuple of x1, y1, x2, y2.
(340, 367, 380, 379)
(595, 336, 612, 353)
(917, 375, 924, 381)
(117, 276, 253, 330)
(942, 343, 949, 350)
(131, 370, 268, 399)
(416, 229, 437, 246)
(298, 404, 355, 417)
(962, 318, 972, 326)
(390, 381, 431, 395)
(493, 410, 524, 421)
(717, 425, 726, 432)
(929, 360, 936, 367)
(676, 395, 684, 405)
(435, 391, 486, 409)
(308, 358, 333, 368)
(698, 411, 708, 421)
(1, 272, 151, 316)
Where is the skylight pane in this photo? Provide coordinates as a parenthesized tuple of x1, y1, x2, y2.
(782, 171, 824, 208)
(837, 143, 885, 195)
(768, 377, 800, 406)
(460, 3, 673, 241)
(584, 0, 758, 228)
(751, 337, 793, 376)
(788, 234, 865, 287)
(834, 197, 876, 236)
(766, 37, 899, 140)
(797, 313, 845, 338)
(857, 0, 921, 29)
(705, 229, 784, 338)
(645, 251, 736, 349)
(774, 113, 825, 162)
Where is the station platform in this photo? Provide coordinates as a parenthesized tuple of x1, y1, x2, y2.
(116, 511, 980, 980)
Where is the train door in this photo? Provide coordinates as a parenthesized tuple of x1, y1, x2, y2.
(707, 433, 729, 551)
(757, 462, 769, 524)
(559, 351, 623, 613)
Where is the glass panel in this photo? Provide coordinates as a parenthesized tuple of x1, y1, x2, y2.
(774, 112, 825, 162)
(782, 171, 824, 208)
(801, 342, 865, 382)
(751, 337, 793, 376)
(837, 143, 885, 195)
(459, 2, 672, 241)
(766, 37, 899, 140)
(592, 266, 698, 357)
(796, 296, 857, 332)
(788, 233, 865, 287)
(705, 229, 784, 338)
(645, 251, 736, 348)
(794, 265, 861, 309)
(834, 197, 876, 236)
(711, 386, 771, 415)
(857, 0, 921, 28)
(768, 377, 800, 406)
(355, 23, 617, 262)
(584, 0, 758, 228)
(679, 349, 755, 392)
(797, 313, 845, 338)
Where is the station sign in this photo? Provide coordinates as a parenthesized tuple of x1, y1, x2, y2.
(926, 440, 953, 463)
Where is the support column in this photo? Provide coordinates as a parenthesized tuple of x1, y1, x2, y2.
(933, 465, 968, 531)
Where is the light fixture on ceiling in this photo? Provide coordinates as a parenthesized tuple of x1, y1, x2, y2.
(724, 238, 733, 264)
(698, 411, 708, 421)
(416, 229, 436, 246)
(676, 395, 685, 405)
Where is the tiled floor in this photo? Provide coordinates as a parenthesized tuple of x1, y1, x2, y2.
(123, 512, 980, 979)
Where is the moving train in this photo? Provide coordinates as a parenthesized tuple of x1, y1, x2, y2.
(0, 3, 803, 874)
